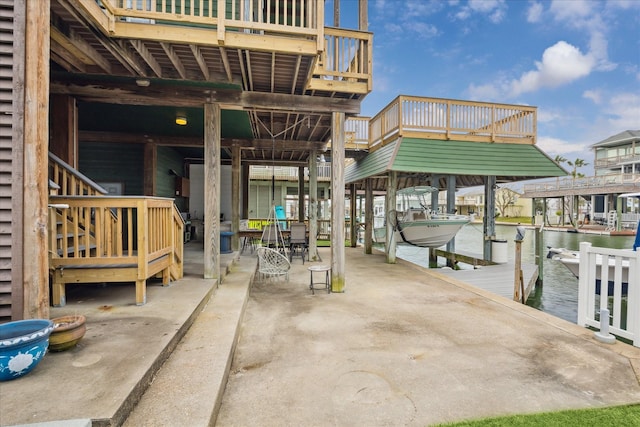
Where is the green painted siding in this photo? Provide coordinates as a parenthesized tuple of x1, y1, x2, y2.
(79, 142, 144, 195)
(157, 146, 186, 211)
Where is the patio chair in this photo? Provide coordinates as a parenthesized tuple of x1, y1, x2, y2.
(288, 222, 308, 264)
(256, 246, 291, 282)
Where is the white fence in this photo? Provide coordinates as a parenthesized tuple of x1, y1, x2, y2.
(577, 242, 640, 347)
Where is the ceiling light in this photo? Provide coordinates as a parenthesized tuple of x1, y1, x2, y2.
(175, 116, 187, 126)
(135, 78, 150, 87)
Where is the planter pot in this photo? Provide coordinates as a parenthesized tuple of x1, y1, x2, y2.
(50, 315, 86, 352)
(0, 319, 54, 381)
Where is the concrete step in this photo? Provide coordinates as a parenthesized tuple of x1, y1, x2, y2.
(122, 255, 256, 427)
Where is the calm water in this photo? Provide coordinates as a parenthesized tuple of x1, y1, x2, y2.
(393, 224, 636, 323)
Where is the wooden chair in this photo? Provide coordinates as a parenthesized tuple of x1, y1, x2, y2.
(256, 246, 291, 282)
(288, 222, 308, 264)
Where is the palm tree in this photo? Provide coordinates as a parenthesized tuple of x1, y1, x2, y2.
(567, 158, 589, 178)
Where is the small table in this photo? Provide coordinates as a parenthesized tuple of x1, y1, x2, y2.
(308, 265, 331, 295)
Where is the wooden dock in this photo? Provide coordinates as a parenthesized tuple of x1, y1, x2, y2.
(436, 260, 538, 302)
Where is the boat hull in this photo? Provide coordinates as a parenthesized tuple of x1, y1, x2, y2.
(550, 248, 629, 295)
(374, 219, 469, 248)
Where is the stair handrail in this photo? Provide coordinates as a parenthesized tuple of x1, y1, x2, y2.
(49, 152, 108, 196)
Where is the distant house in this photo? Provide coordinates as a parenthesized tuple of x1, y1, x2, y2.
(456, 184, 532, 219)
(592, 130, 640, 176)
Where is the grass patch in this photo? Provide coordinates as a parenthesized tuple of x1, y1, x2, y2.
(494, 216, 532, 225)
(435, 404, 640, 426)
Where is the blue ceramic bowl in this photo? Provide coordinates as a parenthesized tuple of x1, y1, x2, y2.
(0, 319, 54, 381)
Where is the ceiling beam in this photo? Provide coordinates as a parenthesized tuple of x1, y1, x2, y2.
(50, 76, 361, 113)
(78, 130, 329, 151)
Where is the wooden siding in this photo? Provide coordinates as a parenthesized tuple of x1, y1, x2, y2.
(1, 0, 23, 322)
(79, 142, 145, 195)
(156, 146, 186, 211)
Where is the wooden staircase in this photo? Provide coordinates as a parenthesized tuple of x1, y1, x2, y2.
(48, 153, 184, 306)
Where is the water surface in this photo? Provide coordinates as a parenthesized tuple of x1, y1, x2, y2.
(393, 224, 636, 323)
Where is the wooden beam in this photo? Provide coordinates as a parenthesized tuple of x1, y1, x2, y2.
(49, 94, 77, 167)
(23, 0, 50, 319)
(364, 178, 373, 254)
(203, 103, 221, 280)
(12, 0, 26, 320)
(331, 112, 345, 292)
(160, 42, 187, 79)
(130, 40, 163, 78)
(50, 24, 112, 73)
(231, 145, 240, 250)
(386, 171, 397, 264)
(50, 78, 361, 113)
(190, 45, 210, 81)
(143, 143, 156, 195)
(77, 130, 329, 151)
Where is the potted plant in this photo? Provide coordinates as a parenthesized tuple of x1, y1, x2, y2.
(49, 315, 86, 352)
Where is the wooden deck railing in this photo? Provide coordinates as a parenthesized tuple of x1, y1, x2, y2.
(523, 174, 640, 193)
(369, 95, 537, 150)
(49, 153, 107, 196)
(310, 27, 373, 94)
(48, 195, 184, 306)
(249, 164, 331, 180)
(93, 1, 372, 93)
(106, 0, 321, 35)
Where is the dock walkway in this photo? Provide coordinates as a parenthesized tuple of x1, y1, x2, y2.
(435, 260, 538, 301)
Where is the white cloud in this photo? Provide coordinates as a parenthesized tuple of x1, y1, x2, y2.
(537, 136, 587, 156)
(606, 93, 640, 130)
(455, 0, 507, 23)
(526, 1, 543, 23)
(509, 41, 595, 96)
(536, 108, 562, 123)
(467, 82, 501, 101)
(583, 90, 602, 104)
(549, 0, 593, 21)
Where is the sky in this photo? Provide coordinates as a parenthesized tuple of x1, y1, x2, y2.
(331, 0, 640, 176)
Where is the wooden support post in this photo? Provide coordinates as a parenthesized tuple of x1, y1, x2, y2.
(204, 103, 221, 281)
(23, 0, 50, 319)
(514, 239, 524, 302)
(535, 226, 544, 287)
(483, 176, 497, 262)
(242, 163, 250, 219)
(231, 144, 240, 251)
(350, 183, 357, 247)
(308, 149, 319, 261)
(364, 178, 373, 254)
(386, 171, 397, 264)
(143, 143, 156, 196)
(331, 112, 345, 292)
(49, 94, 77, 167)
(298, 166, 305, 223)
(445, 175, 456, 267)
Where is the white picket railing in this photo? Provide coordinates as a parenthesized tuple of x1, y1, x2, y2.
(577, 242, 640, 346)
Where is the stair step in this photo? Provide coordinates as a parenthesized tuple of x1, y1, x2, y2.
(123, 255, 254, 427)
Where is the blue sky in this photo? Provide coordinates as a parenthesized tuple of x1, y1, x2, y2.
(332, 0, 639, 175)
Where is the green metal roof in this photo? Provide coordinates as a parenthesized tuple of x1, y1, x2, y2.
(345, 137, 567, 184)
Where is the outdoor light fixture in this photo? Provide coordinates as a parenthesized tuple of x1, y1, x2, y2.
(135, 78, 150, 87)
(175, 116, 187, 126)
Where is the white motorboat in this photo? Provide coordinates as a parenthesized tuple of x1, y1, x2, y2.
(548, 247, 630, 295)
(373, 186, 471, 248)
